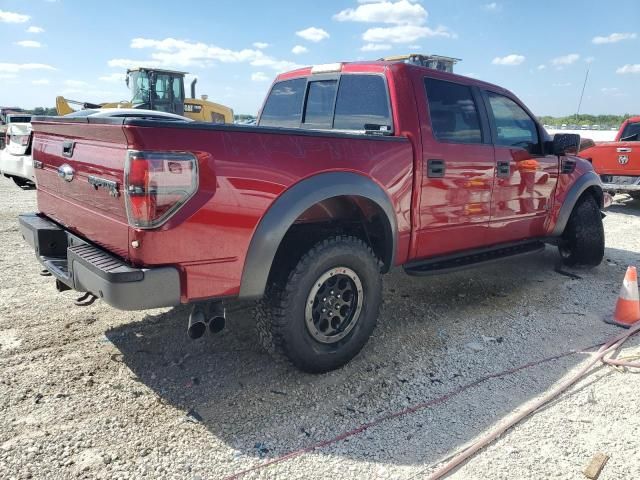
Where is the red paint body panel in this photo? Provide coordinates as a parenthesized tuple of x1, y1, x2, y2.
(30, 62, 595, 305)
(579, 117, 640, 176)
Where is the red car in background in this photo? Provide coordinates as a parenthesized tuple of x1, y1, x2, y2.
(579, 116, 640, 198)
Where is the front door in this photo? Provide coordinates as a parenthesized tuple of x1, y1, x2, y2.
(414, 75, 495, 259)
(482, 90, 559, 244)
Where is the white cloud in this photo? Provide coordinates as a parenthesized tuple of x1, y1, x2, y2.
(27, 26, 44, 33)
(0, 63, 55, 73)
(584, 56, 595, 64)
(601, 87, 626, 97)
(0, 74, 17, 80)
(551, 53, 580, 67)
(296, 27, 330, 43)
(552, 82, 572, 87)
(291, 45, 308, 55)
(334, 0, 427, 25)
(484, 2, 500, 11)
(537, 64, 546, 70)
(64, 80, 88, 88)
(114, 37, 301, 73)
(251, 72, 270, 82)
(15, 40, 42, 48)
(32, 79, 50, 85)
(253, 42, 269, 49)
(408, 44, 421, 49)
(592, 32, 637, 44)
(463, 72, 478, 78)
(363, 24, 455, 43)
(617, 64, 640, 74)
(99, 73, 126, 83)
(361, 43, 392, 51)
(0, 10, 30, 23)
(492, 54, 525, 66)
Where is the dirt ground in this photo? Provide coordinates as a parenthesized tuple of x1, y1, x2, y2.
(0, 175, 639, 480)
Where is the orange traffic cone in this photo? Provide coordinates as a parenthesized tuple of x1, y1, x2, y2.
(605, 266, 640, 328)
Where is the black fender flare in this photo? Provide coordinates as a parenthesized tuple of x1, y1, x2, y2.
(239, 172, 398, 299)
(551, 171, 603, 237)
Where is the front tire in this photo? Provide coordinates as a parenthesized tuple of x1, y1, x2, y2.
(558, 195, 604, 267)
(256, 236, 382, 373)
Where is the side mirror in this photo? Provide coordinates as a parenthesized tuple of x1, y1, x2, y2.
(551, 133, 580, 156)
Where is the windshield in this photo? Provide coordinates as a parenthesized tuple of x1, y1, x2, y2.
(129, 71, 152, 106)
(620, 122, 640, 141)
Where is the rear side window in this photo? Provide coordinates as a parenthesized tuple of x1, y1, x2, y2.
(334, 75, 391, 131)
(303, 80, 338, 126)
(260, 78, 306, 127)
(425, 78, 482, 144)
(486, 92, 541, 154)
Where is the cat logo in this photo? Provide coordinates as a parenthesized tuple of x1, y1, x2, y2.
(184, 103, 203, 113)
(618, 155, 629, 165)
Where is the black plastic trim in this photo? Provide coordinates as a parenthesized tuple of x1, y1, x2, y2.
(238, 172, 398, 299)
(551, 171, 603, 236)
(404, 240, 545, 276)
(30, 115, 408, 142)
(18, 213, 181, 310)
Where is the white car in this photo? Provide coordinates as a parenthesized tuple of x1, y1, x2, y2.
(0, 119, 35, 188)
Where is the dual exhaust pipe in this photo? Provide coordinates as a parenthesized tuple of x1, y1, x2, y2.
(187, 302, 226, 339)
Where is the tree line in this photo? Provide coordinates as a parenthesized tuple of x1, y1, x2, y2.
(537, 114, 636, 129)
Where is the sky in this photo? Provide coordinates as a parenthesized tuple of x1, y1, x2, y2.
(0, 0, 639, 116)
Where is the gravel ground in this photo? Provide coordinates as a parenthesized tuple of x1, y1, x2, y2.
(0, 175, 639, 480)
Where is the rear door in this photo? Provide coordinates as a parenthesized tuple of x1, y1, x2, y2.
(482, 90, 559, 244)
(414, 75, 495, 258)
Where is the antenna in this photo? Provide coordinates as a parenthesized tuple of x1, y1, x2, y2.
(575, 64, 590, 123)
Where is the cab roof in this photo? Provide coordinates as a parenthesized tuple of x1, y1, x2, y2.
(276, 60, 509, 95)
(126, 67, 188, 76)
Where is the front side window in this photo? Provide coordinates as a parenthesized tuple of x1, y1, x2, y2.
(487, 92, 541, 154)
(303, 80, 338, 126)
(425, 78, 482, 144)
(259, 78, 307, 128)
(333, 75, 391, 131)
(620, 122, 640, 141)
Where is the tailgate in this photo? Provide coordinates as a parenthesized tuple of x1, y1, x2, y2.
(32, 117, 130, 259)
(582, 141, 640, 176)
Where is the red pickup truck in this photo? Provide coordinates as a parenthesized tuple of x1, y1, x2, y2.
(20, 60, 605, 372)
(578, 116, 640, 197)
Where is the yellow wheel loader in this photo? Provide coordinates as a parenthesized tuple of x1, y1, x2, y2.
(55, 68, 234, 123)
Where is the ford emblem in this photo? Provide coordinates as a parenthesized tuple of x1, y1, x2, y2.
(58, 164, 74, 182)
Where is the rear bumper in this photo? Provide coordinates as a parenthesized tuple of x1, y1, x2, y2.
(0, 150, 34, 181)
(18, 213, 181, 310)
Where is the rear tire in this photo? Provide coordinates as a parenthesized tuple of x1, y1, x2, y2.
(558, 195, 604, 267)
(255, 235, 382, 373)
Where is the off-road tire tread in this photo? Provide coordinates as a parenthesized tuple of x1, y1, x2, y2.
(255, 235, 382, 371)
(560, 194, 604, 267)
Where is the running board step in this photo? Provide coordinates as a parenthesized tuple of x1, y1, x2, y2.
(404, 241, 545, 276)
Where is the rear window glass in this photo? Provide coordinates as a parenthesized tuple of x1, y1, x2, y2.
(303, 80, 337, 125)
(425, 78, 482, 144)
(620, 122, 640, 141)
(7, 116, 31, 124)
(259, 78, 306, 128)
(334, 75, 391, 131)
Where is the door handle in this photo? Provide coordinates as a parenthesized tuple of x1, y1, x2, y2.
(62, 141, 75, 158)
(497, 161, 510, 178)
(426, 159, 445, 178)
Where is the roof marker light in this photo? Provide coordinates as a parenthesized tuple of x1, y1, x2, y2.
(311, 63, 343, 74)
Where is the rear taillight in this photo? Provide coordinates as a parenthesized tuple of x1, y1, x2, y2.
(124, 150, 198, 228)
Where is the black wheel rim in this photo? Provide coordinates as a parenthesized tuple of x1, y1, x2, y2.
(304, 267, 363, 344)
